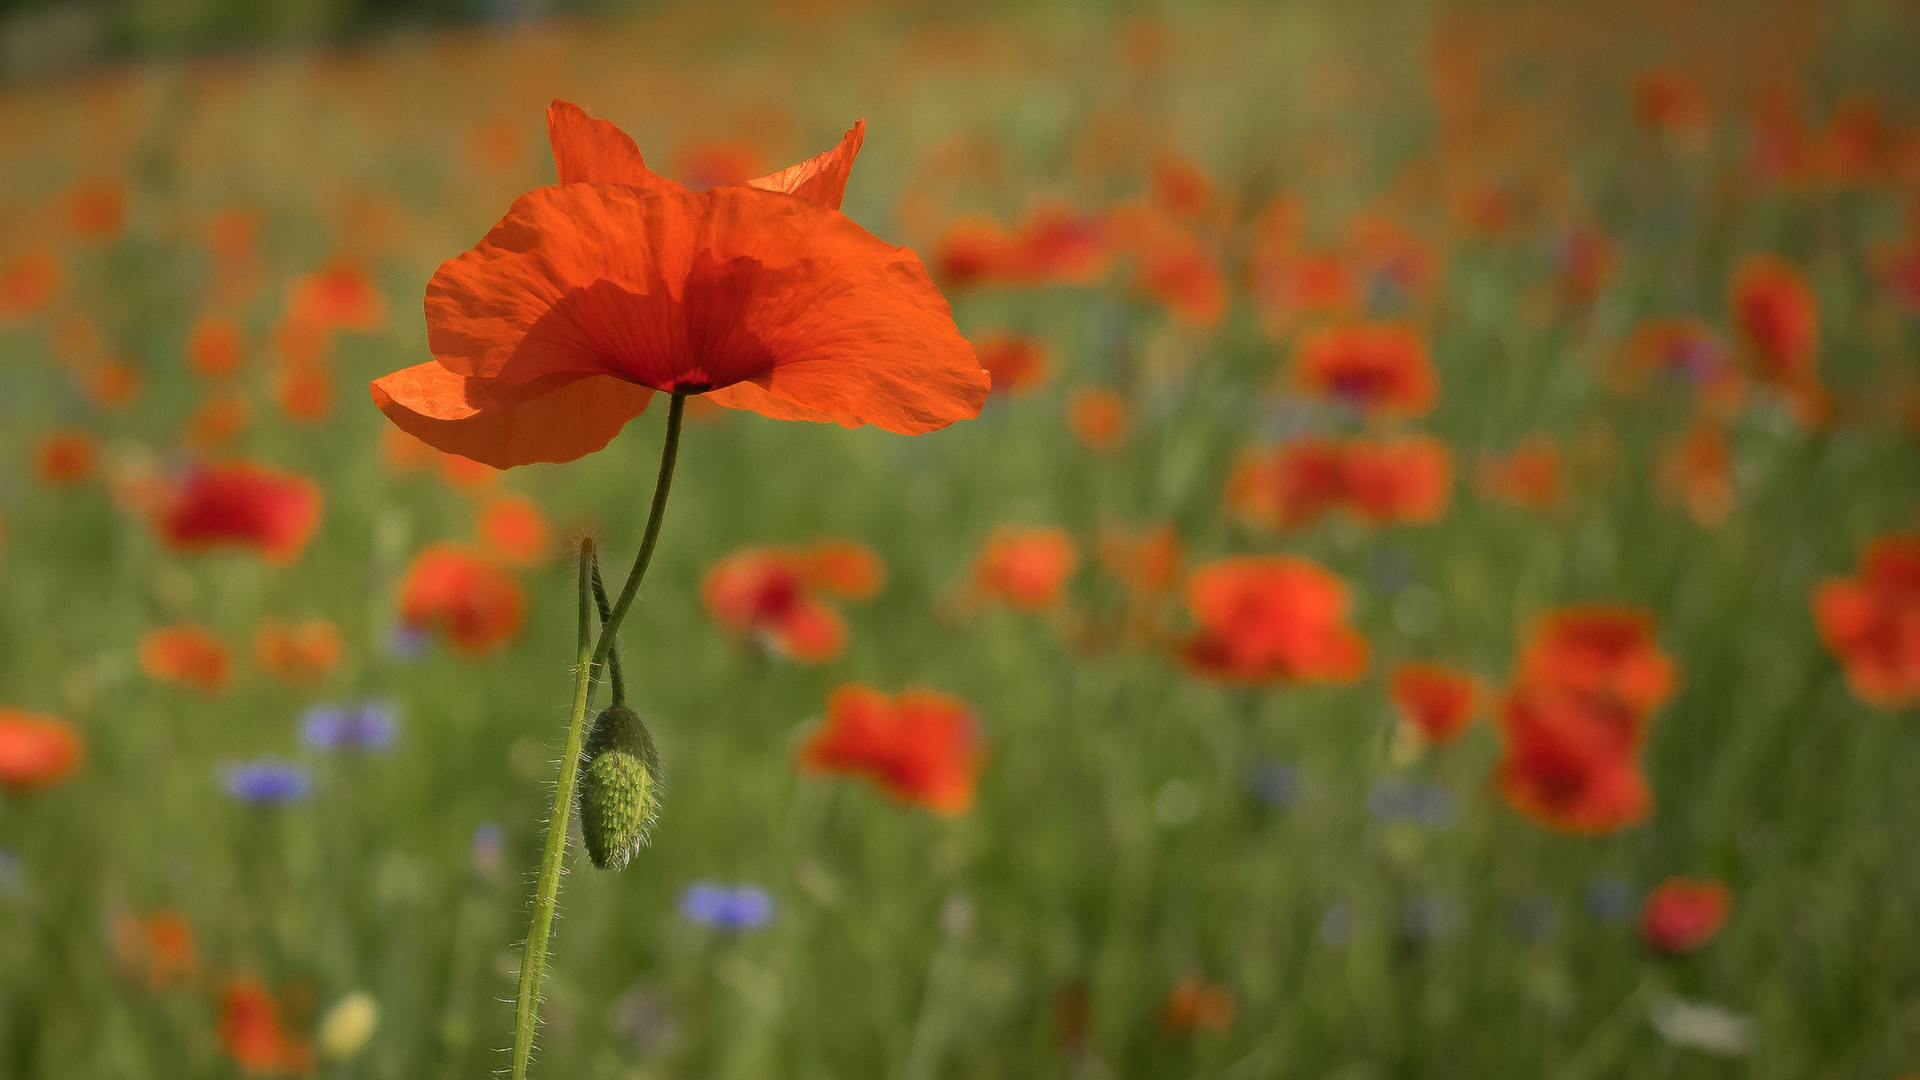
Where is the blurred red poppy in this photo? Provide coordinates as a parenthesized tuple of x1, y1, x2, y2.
(1640, 877, 1730, 954)
(397, 543, 525, 656)
(973, 333, 1051, 396)
(1181, 555, 1367, 684)
(1634, 69, 1709, 137)
(800, 684, 982, 813)
(254, 619, 343, 684)
(1150, 155, 1214, 220)
(187, 316, 245, 378)
(372, 101, 986, 469)
(1390, 661, 1478, 745)
(183, 392, 251, 449)
(972, 527, 1079, 611)
(140, 625, 232, 694)
(286, 260, 386, 333)
(476, 496, 551, 567)
(1160, 974, 1237, 1034)
(1659, 421, 1735, 528)
(65, 180, 126, 240)
(114, 911, 196, 990)
(1343, 435, 1452, 524)
(151, 462, 322, 564)
(703, 541, 882, 663)
(1478, 436, 1561, 511)
(1226, 438, 1348, 529)
(34, 429, 97, 486)
(0, 251, 60, 319)
(1067, 387, 1129, 452)
(1516, 605, 1677, 732)
(1729, 254, 1818, 391)
(0, 708, 83, 793)
(1294, 323, 1435, 417)
(218, 978, 313, 1075)
(1495, 686, 1651, 833)
(1813, 533, 1920, 708)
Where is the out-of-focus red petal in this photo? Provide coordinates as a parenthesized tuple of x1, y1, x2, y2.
(370, 361, 653, 469)
(747, 121, 866, 210)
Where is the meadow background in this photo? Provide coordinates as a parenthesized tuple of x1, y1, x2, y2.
(3, 0, 1920, 1076)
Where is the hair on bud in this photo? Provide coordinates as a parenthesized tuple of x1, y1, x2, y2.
(577, 703, 660, 871)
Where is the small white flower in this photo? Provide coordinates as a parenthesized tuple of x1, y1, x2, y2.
(1648, 994, 1754, 1056)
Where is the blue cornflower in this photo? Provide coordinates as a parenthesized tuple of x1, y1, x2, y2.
(1247, 760, 1301, 808)
(221, 760, 312, 804)
(302, 702, 398, 751)
(679, 882, 774, 931)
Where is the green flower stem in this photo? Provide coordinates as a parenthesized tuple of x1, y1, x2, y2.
(509, 391, 687, 1080)
(589, 556, 626, 706)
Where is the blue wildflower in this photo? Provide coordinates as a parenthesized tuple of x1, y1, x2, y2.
(470, 822, 505, 877)
(679, 882, 774, 931)
(388, 625, 428, 662)
(1585, 876, 1636, 923)
(221, 760, 312, 804)
(1247, 761, 1301, 808)
(301, 702, 398, 751)
(1367, 777, 1454, 828)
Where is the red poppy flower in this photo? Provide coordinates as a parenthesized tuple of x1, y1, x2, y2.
(1659, 421, 1735, 528)
(1098, 523, 1183, 596)
(1135, 231, 1226, 327)
(1294, 323, 1436, 417)
(1813, 533, 1920, 708)
(151, 462, 322, 564)
(34, 429, 97, 486)
(1225, 438, 1348, 529)
(183, 392, 251, 449)
(933, 217, 1013, 288)
(1160, 974, 1237, 1034)
(1478, 436, 1561, 511)
(187, 316, 245, 378)
(0, 251, 61, 319)
(1390, 661, 1478, 745)
(371, 101, 987, 469)
(1729, 254, 1818, 389)
(1516, 605, 1677, 731)
(1150, 155, 1214, 219)
(972, 333, 1050, 396)
(1250, 250, 1360, 337)
(1342, 435, 1452, 524)
(81, 359, 141, 410)
(971, 527, 1079, 611)
(1640, 877, 1730, 954)
(65, 180, 126, 240)
(1067, 387, 1129, 452)
(476, 495, 551, 567)
(218, 978, 312, 1075)
(1180, 555, 1367, 685)
(0, 708, 83, 793)
(1558, 226, 1615, 303)
(397, 543, 525, 655)
(286, 260, 386, 333)
(254, 619, 343, 684)
(140, 625, 232, 693)
(1634, 70, 1709, 137)
(800, 684, 982, 813)
(702, 542, 881, 663)
(1494, 685, 1651, 833)
(275, 363, 333, 424)
(115, 910, 196, 990)
(675, 139, 766, 189)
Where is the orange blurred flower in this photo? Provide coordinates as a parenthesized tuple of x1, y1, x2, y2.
(1634, 70, 1709, 138)
(34, 429, 97, 485)
(1478, 436, 1561, 511)
(1342, 435, 1452, 524)
(372, 101, 986, 470)
(183, 392, 251, 449)
(254, 619, 343, 684)
(397, 543, 525, 656)
(150, 462, 322, 564)
(1067, 387, 1129, 452)
(0, 708, 83, 793)
(1294, 323, 1435, 417)
(800, 684, 982, 813)
(703, 541, 883, 663)
(1640, 877, 1730, 954)
(1229, 436, 1450, 528)
(64, 180, 126, 240)
(476, 496, 550, 567)
(675, 139, 767, 189)
(275, 363, 333, 424)
(1099, 522, 1183, 597)
(81, 359, 142, 410)
(1659, 421, 1735, 528)
(1813, 533, 1920, 709)
(1729, 254, 1819, 394)
(971, 527, 1079, 611)
(114, 911, 196, 990)
(140, 625, 232, 694)
(973, 333, 1051, 396)
(218, 978, 313, 1075)
(1619, 319, 1741, 410)
(286, 260, 386, 333)
(1160, 975, 1237, 1034)
(1517, 605, 1677, 731)
(1180, 555, 1367, 685)
(186, 316, 245, 378)
(1389, 661, 1478, 745)
(1495, 685, 1652, 833)
(0, 251, 61, 318)
(1150, 155, 1214, 220)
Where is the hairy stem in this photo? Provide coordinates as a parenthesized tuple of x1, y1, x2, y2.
(509, 392, 687, 1080)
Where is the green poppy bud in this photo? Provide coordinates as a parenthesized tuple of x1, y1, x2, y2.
(577, 703, 659, 871)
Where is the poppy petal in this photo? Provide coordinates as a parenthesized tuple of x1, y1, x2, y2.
(423, 184, 987, 434)
(746, 121, 866, 211)
(546, 100, 685, 191)
(371, 360, 653, 468)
